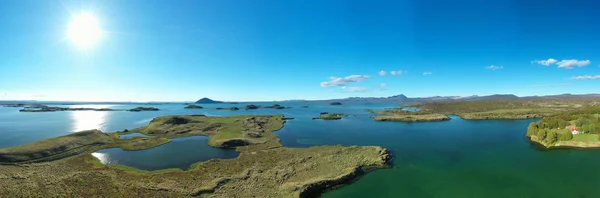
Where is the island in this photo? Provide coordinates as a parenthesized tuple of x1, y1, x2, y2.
(368, 108, 450, 122)
(526, 105, 600, 149)
(128, 107, 159, 112)
(0, 114, 391, 197)
(243, 104, 292, 110)
(184, 105, 203, 109)
(216, 107, 239, 110)
(195, 97, 223, 104)
(313, 113, 347, 120)
(19, 105, 115, 112)
(301, 105, 309, 108)
(329, 102, 342, 105)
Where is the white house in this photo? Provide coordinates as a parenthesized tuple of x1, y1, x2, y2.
(571, 128, 580, 135)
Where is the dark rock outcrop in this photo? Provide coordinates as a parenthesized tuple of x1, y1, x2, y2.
(329, 102, 342, 105)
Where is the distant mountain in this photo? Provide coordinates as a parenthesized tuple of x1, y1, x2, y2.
(195, 98, 223, 104)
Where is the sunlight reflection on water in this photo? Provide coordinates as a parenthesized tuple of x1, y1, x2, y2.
(70, 105, 112, 132)
(91, 152, 111, 164)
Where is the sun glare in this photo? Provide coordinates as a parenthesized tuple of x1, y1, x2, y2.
(67, 13, 102, 49)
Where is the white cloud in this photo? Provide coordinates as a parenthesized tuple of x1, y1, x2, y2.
(557, 59, 591, 69)
(390, 70, 404, 76)
(485, 65, 503, 70)
(533, 58, 558, 66)
(570, 75, 600, 80)
(320, 75, 371, 88)
(531, 84, 572, 87)
(423, 72, 433, 75)
(378, 70, 387, 76)
(342, 86, 367, 92)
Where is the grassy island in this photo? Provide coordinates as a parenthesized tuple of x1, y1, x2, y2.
(526, 106, 600, 149)
(313, 113, 346, 120)
(0, 114, 391, 197)
(368, 108, 450, 122)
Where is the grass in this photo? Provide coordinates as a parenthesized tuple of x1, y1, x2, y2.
(314, 113, 346, 120)
(571, 134, 599, 142)
(372, 114, 450, 122)
(458, 108, 563, 120)
(0, 114, 391, 197)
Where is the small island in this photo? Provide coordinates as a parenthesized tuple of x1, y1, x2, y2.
(128, 107, 159, 112)
(526, 105, 600, 149)
(242, 104, 291, 110)
(216, 107, 239, 110)
(184, 105, 203, 109)
(0, 114, 391, 197)
(195, 97, 223, 104)
(313, 113, 347, 120)
(330, 102, 342, 105)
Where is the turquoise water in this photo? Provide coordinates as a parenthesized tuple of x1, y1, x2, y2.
(2, 103, 600, 197)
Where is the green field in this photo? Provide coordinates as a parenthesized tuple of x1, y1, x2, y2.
(571, 134, 599, 142)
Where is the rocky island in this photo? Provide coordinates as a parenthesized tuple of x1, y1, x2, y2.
(0, 114, 391, 197)
(184, 105, 203, 109)
(216, 107, 239, 110)
(128, 107, 160, 112)
(243, 104, 291, 110)
(329, 102, 342, 105)
(526, 105, 600, 149)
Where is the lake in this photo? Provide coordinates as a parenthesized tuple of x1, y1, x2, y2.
(2, 102, 600, 197)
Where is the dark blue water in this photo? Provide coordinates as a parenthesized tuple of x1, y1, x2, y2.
(93, 136, 239, 171)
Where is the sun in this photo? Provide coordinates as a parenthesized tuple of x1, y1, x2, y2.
(67, 13, 103, 49)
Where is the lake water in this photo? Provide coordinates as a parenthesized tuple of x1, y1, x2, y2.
(2, 102, 600, 197)
(93, 136, 239, 170)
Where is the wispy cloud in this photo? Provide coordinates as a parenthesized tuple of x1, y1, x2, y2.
(532, 58, 591, 69)
(557, 59, 591, 69)
(531, 84, 572, 87)
(570, 75, 600, 80)
(423, 72, 433, 75)
(532, 58, 557, 66)
(342, 86, 367, 92)
(375, 83, 387, 91)
(485, 65, 503, 70)
(390, 70, 404, 76)
(320, 75, 370, 88)
(378, 70, 387, 76)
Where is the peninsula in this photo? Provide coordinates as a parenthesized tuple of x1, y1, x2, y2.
(367, 108, 450, 122)
(526, 105, 600, 149)
(0, 114, 391, 197)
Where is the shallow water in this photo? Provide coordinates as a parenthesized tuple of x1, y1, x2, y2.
(3, 103, 600, 197)
(93, 136, 239, 170)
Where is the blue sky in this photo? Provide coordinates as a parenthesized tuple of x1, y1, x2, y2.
(0, 0, 599, 102)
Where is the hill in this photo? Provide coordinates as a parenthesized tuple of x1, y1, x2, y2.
(195, 97, 223, 104)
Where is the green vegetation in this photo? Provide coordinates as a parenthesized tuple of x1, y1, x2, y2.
(0, 114, 391, 197)
(367, 108, 450, 122)
(526, 106, 600, 148)
(403, 100, 598, 120)
(313, 113, 346, 120)
(372, 114, 450, 122)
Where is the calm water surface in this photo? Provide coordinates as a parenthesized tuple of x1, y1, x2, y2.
(2, 102, 600, 197)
